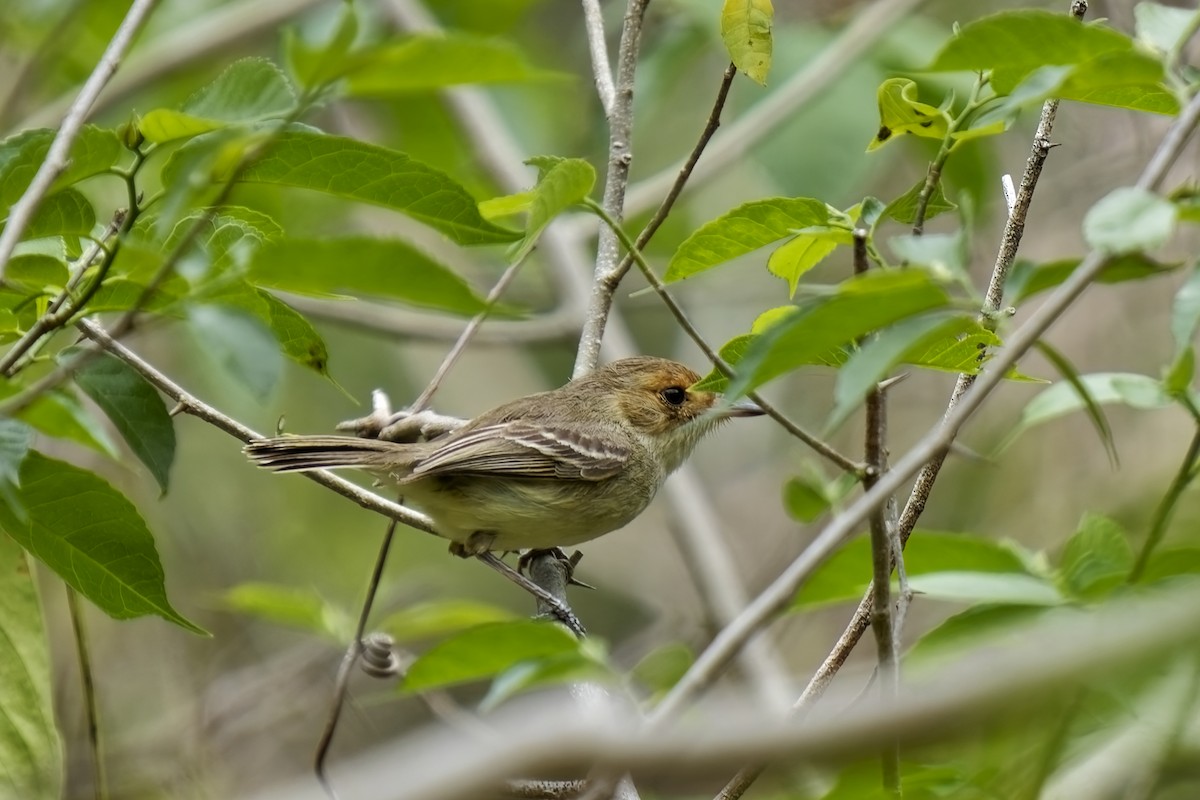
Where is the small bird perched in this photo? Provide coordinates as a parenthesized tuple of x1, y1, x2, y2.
(244, 356, 762, 555)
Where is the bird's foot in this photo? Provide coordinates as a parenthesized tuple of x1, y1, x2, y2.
(518, 547, 595, 590)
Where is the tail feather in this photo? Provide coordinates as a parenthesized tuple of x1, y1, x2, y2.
(244, 435, 405, 473)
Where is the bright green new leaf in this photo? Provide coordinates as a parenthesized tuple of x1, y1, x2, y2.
(727, 269, 954, 397)
(881, 178, 957, 226)
(211, 284, 330, 376)
(1135, 2, 1199, 54)
(720, 0, 773, 86)
(691, 305, 837, 393)
(2, 188, 95, 241)
(867, 78, 950, 151)
(187, 305, 283, 402)
(214, 131, 520, 245)
(0, 534, 63, 800)
(1059, 513, 1133, 601)
(767, 229, 847, 297)
(1083, 186, 1177, 255)
(1006, 253, 1178, 303)
(346, 33, 559, 95)
(0, 126, 122, 209)
(403, 620, 579, 692)
(664, 197, 832, 283)
(794, 530, 1032, 609)
(510, 156, 595, 263)
(1005, 372, 1171, 451)
(71, 351, 176, 493)
(1164, 346, 1195, 398)
(479, 190, 535, 220)
(0, 452, 204, 634)
(906, 572, 1065, 606)
(222, 582, 351, 641)
(928, 10, 1133, 92)
(140, 58, 297, 143)
(247, 237, 493, 316)
(380, 599, 518, 644)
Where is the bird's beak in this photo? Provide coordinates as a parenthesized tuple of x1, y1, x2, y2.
(716, 397, 765, 418)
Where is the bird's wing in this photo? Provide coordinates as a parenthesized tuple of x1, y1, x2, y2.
(409, 420, 630, 481)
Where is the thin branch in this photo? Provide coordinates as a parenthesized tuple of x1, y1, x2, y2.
(1130, 422, 1200, 582)
(0, 0, 158, 281)
(573, 0, 651, 378)
(645, 82, 1200, 731)
(67, 587, 106, 800)
(581, 0, 617, 118)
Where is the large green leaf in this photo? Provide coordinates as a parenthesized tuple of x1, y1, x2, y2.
(0, 380, 116, 457)
(187, 305, 283, 402)
(0, 452, 203, 633)
(346, 33, 558, 95)
(173, 130, 520, 245)
(0, 534, 62, 800)
(1005, 253, 1178, 303)
(211, 284, 330, 376)
(793, 530, 1034, 609)
(664, 197, 833, 282)
(1059, 513, 1133, 601)
(1006, 372, 1171, 449)
(71, 351, 176, 493)
(166, 206, 283, 279)
(1083, 186, 1177, 255)
(725, 269, 954, 397)
(906, 572, 1065, 606)
(2, 188, 95, 241)
(720, 0, 773, 86)
(379, 599, 519, 645)
(140, 58, 297, 144)
(247, 237, 493, 316)
(403, 620, 579, 692)
(0, 126, 122, 209)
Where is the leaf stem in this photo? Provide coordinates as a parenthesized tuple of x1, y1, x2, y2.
(1130, 423, 1200, 582)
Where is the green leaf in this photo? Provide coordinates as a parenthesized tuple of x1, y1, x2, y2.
(888, 229, 967, 278)
(720, 0, 773, 86)
(0, 419, 32, 493)
(794, 531, 1032, 609)
(782, 475, 832, 523)
(1055, 50, 1178, 115)
(71, 351, 176, 493)
(247, 237, 493, 316)
(346, 33, 558, 95)
(1006, 253, 1178, 303)
(1059, 513, 1133, 601)
(5, 254, 69, 293)
(1170, 266, 1200, 356)
(480, 650, 613, 712)
(173, 130, 520, 245)
(1140, 546, 1200, 584)
(766, 229, 846, 297)
(827, 313, 977, 433)
(210, 284, 329, 376)
(140, 58, 297, 144)
(1135, 2, 1199, 53)
(0, 380, 117, 457)
(881, 178, 957, 226)
(928, 10, 1133, 91)
(403, 620, 579, 692)
(907, 604, 1048, 665)
(222, 582, 351, 640)
(0, 452, 204, 633)
(1164, 346, 1194, 398)
(187, 305, 283, 401)
(1034, 341, 1117, 466)
(907, 572, 1065, 605)
(285, 0, 359, 88)
(3, 188, 95, 241)
(1004, 372, 1171, 451)
(0, 534, 63, 800)
(478, 190, 535, 220)
(727, 269, 953, 397)
(510, 156, 595, 263)
(1083, 186, 1177, 255)
(867, 78, 950, 151)
(631, 642, 694, 695)
(0, 126, 122, 209)
(379, 599, 518, 644)
(664, 197, 832, 283)
(167, 206, 283, 280)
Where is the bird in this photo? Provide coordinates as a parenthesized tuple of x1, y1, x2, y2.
(244, 356, 762, 555)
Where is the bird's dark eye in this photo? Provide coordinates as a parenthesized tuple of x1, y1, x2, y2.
(660, 386, 687, 406)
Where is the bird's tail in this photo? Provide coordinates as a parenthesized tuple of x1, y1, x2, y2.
(244, 435, 407, 473)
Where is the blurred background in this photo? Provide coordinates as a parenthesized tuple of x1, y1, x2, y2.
(4, 0, 1199, 797)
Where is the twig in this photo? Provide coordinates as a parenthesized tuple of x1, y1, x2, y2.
(573, 0, 650, 378)
(645, 81, 1200, 732)
(67, 587, 106, 800)
(616, 0, 931, 222)
(0, 0, 158, 281)
(315, 520, 400, 800)
(581, 0, 616, 118)
(855, 229, 900, 796)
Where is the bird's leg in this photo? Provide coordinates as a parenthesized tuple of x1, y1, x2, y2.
(475, 552, 586, 637)
(518, 548, 595, 590)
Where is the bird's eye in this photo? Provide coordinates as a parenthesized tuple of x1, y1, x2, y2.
(660, 386, 687, 406)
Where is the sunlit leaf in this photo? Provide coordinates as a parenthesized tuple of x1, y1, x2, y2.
(720, 0, 773, 86)
(881, 178, 957, 226)
(1006, 253, 1178, 303)
(0, 126, 122, 209)
(867, 78, 950, 151)
(766, 229, 846, 296)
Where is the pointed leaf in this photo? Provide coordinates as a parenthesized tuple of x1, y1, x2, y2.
(510, 156, 595, 263)
(0, 126, 122, 209)
(0, 380, 117, 457)
(480, 651, 613, 712)
(868, 78, 950, 151)
(403, 620, 579, 692)
(211, 284, 330, 376)
(1006, 372, 1170, 450)
(720, 0, 774, 86)
(766, 230, 844, 296)
(71, 351, 176, 493)
(882, 178, 957, 226)
(285, 0, 359, 88)
(1034, 340, 1117, 465)
(0, 452, 204, 633)
(3, 188, 95, 241)
(222, 582, 351, 641)
(665, 197, 832, 282)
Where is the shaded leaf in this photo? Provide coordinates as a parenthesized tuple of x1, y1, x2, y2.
(1035, 340, 1117, 466)
(187, 305, 283, 401)
(664, 197, 832, 282)
(211, 284, 329, 376)
(889, 229, 967, 278)
(1060, 513, 1133, 601)
(71, 351, 176, 493)
(0, 534, 63, 800)
(782, 475, 832, 523)
(346, 33, 558, 95)
(1170, 267, 1200, 356)
(247, 237, 493, 316)
(1006, 253, 1178, 303)
(1083, 186, 1177, 255)
(3, 188, 95, 241)
(222, 582, 351, 640)
(868, 78, 950, 151)
(380, 599, 518, 644)
(285, 0, 359, 88)
(403, 620, 579, 692)
(0, 380, 116, 457)
(1140, 546, 1200, 584)
(0, 452, 203, 633)
(0, 126, 122, 209)
(720, 0, 773, 85)
(5, 254, 69, 294)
